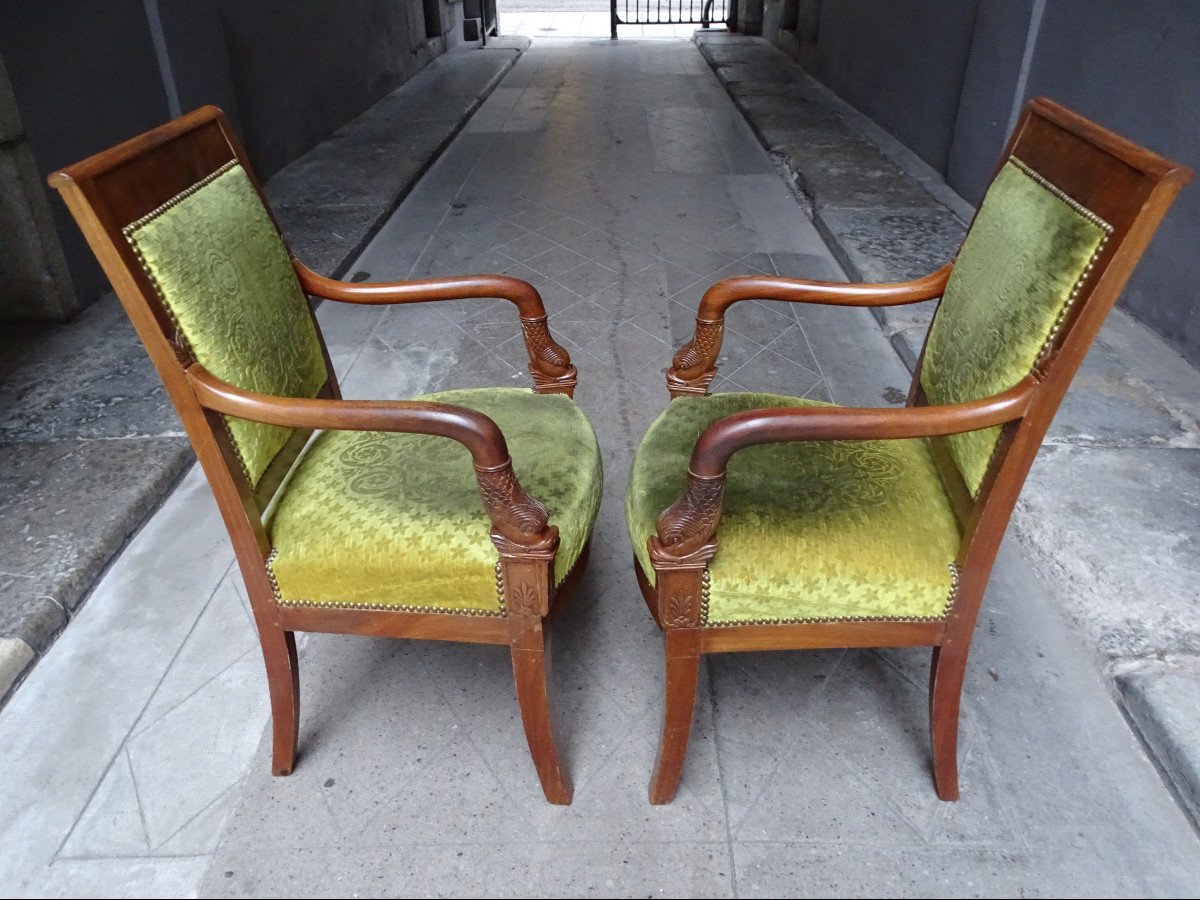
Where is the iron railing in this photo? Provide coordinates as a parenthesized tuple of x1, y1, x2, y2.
(611, 0, 737, 38)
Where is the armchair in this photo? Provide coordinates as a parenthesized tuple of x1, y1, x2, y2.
(627, 98, 1192, 803)
(49, 106, 601, 805)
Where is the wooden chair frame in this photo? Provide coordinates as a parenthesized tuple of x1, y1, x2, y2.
(49, 106, 587, 805)
(643, 97, 1193, 804)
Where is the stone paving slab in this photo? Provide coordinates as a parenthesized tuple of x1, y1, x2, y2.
(0, 438, 193, 645)
(695, 30, 1200, 837)
(0, 41, 527, 704)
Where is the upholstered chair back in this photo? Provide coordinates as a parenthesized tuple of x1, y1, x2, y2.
(919, 159, 1111, 495)
(123, 162, 328, 488)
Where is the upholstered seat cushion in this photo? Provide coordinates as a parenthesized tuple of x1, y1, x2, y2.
(266, 388, 602, 613)
(626, 393, 962, 625)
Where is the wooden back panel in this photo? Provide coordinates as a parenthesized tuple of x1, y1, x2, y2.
(48, 106, 338, 558)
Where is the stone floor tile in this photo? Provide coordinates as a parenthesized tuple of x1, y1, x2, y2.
(30, 857, 213, 900)
(60, 749, 150, 859)
(207, 840, 735, 899)
(725, 344, 823, 398)
(552, 258, 623, 298)
(137, 575, 254, 725)
(126, 650, 270, 847)
(723, 302, 802, 348)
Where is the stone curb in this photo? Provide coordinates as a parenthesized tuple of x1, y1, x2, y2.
(1118, 663, 1200, 831)
(0, 39, 528, 706)
(694, 30, 1200, 836)
(0, 637, 34, 701)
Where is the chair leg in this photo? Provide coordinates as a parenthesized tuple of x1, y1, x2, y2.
(929, 643, 967, 801)
(262, 628, 300, 776)
(649, 628, 701, 805)
(510, 624, 573, 805)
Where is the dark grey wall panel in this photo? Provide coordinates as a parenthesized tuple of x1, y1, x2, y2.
(814, 0, 979, 173)
(945, 0, 1036, 204)
(0, 0, 170, 303)
(157, 0, 245, 137)
(214, 0, 422, 178)
(0, 0, 452, 312)
(1024, 0, 1200, 365)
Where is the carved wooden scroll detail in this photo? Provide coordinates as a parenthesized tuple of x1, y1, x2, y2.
(521, 316, 578, 397)
(666, 318, 724, 398)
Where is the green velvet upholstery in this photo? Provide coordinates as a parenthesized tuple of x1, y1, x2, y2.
(626, 393, 961, 625)
(921, 158, 1110, 494)
(266, 388, 602, 613)
(124, 162, 328, 487)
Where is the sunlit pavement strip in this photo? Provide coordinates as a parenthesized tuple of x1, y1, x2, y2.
(1, 37, 1198, 899)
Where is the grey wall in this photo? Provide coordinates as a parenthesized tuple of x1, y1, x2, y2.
(766, 0, 1200, 368)
(1021, 0, 1200, 377)
(0, 55, 77, 321)
(0, 0, 462, 318)
(945, 0, 1039, 203)
(0, 1, 174, 306)
(810, 0, 980, 174)
(205, 0, 449, 179)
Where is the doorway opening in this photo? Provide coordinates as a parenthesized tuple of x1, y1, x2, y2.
(504, 0, 731, 39)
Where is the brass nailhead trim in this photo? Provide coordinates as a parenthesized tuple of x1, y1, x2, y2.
(265, 549, 503, 616)
(700, 563, 961, 628)
(495, 559, 508, 617)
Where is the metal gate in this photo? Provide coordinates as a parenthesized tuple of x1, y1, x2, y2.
(610, 0, 738, 39)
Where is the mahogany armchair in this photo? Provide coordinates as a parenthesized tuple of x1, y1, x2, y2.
(49, 106, 601, 805)
(627, 98, 1192, 803)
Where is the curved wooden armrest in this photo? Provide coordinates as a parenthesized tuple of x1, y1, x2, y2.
(666, 265, 953, 397)
(185, 364, 558, 554)
(650, 377, 1035, 567)
(294, 261, 577, 396)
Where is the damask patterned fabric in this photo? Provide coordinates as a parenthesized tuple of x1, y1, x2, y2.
(921, 159, 1109, 494)
(124, 163, 328, 487)
(626, 393, 961, 624)
(266, 388, 602, 612)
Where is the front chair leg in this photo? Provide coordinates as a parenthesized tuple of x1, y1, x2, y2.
(510, 619, 573, 804)
(929, 643, 967, 801)
(649, 628, 701, 804)
(262, 627, 300, 776)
